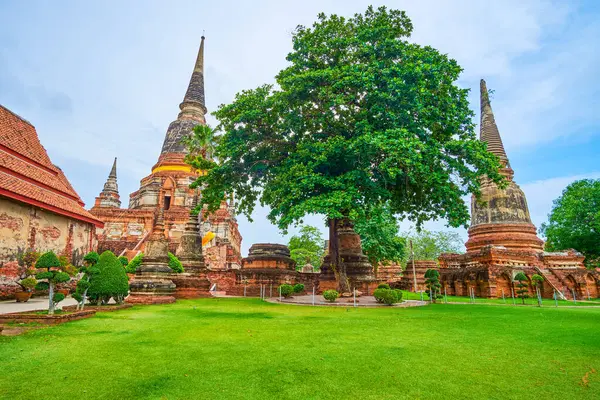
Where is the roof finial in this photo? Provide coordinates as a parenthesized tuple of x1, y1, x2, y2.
(109, 157, 117, 178)
(480, 79, 510, 168)
(180, 35, 206, 109)
(93, 156, 121, 208)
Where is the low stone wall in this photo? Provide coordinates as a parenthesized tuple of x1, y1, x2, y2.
(0, 310, 96, 325)
(62, 304, 132, 312)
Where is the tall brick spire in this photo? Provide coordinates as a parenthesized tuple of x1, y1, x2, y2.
(181, 35, 205, 110)
(480, 79, 510, 168)
(92, 157, 121, 208)
(465, 80, 543, 253)
(159, 36, 207, 156)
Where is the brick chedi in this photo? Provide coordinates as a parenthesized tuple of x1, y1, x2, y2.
(90, 36, 242, 269)
(170, 193, 211, 298)
(93, 158, 121, 209)
(320, 218, 381, 294)
(465, 79, 543, 253)
(221, 244, 301, 297)
(127, 206, 176, 304)
(437, 80, 598, 300)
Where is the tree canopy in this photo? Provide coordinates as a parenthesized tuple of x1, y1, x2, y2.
(287, 225, 325, 269)
(187, 6, 503, 290)
(540, 179, 600, 268)
(403, 229, 463, 262)
(354, 204, 405, 266)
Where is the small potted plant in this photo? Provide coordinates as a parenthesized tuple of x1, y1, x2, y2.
(15, 276, 38, 302)
(14, 250, 40, 302)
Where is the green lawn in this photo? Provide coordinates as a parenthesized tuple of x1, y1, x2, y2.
(1, 299, 599, 400)
(401, 290, 600, 307)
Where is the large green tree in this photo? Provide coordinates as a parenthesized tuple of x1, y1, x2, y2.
(403, 229, 463, 262)
(540, 179, 600, 268)
(287, 225, 325, 270)
(189, 6, 503, 291)
(354, 203, 406, 266)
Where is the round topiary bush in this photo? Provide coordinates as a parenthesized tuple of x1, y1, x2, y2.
(168, 252, 184, 273)
(279, 284, 294, 298)
(373, 288, 403, 305)
(323, 289, 339, 303)
(88, 251, 129, 305)
(36, 251, 61, 269)
(293, 283, 305, 293)
(377, 283, 391, 290)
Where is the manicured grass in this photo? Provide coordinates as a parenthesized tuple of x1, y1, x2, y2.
(401, 290, 600, 306)
(1, 298, 599, 399)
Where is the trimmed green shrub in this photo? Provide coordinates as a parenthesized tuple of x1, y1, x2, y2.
(19, 277, 37, 291)
(373, 288, 402, 305)
(514, 272, 530, 305)
(424, 269, 442, 303)
(323, 289, 339, 302)
(279, 284, 294, 298)
(88, 251, 129, 305)
(118, 256, 129, 267)
(34, 251, 70, 314)
(293, 283, 305, 293)
(126, 253, 143, 273)
(83, 251, 99, 266)
(168, 252, 184, 273)
(377, 283, 391, 289)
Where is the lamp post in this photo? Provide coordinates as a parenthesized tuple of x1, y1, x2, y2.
(411, 239, 417, 294)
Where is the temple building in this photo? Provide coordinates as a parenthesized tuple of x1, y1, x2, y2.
(437, 80, 598, 300)
(90, 37, 242, 269)
(0, 105, 103, 298)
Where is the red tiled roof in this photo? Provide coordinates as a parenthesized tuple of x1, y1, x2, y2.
(0, 105, 103, 227)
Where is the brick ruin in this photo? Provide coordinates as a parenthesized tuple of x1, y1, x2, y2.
(432, 80, 599, 300)
(0, 105, 103, 299)
(89, 36, 242, 270)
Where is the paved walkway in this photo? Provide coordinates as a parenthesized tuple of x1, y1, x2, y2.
(0, 296, 78, 314)
(269, 295, 428, 308)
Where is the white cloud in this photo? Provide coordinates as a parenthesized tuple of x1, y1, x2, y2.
(1, 1, 598, 256)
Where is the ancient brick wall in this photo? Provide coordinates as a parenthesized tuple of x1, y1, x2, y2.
(0, 197, 96, 299)
(0, 197, 95, 264)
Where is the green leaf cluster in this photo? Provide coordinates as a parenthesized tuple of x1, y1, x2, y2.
(83, 251, 100, 266)
(354, 204, 405, 266)
(288, 225, 325, 269)
(88, 251, 129, 303)
(322, 290, 339, 302)
(541, 179, 600, 268)
(168, 252, 184, 273)
(279, 284, 294, 298)
(514, 272, 530, 304)
(373, 288, 403, 305)
(424, 268, 443, 302)
(403, 229, 463, 262)
(190, 6, 503, 237)
(126, 253, 144, 274)
(293, 283, 305, 293)
(118, 256, 129, 267)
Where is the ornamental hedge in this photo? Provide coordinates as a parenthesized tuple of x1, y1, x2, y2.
(88, 251, 129, 305)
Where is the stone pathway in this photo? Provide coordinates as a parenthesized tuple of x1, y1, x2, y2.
(0, 296, 78, 315)
(268, 294, 428, 308)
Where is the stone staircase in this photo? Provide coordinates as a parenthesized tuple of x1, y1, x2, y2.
(534, 266, 567, 300)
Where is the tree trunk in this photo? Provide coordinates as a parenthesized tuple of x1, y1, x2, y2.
(81, 287, 89, 311)
(48, 282, 55, 315)
(329, 219, 349, 293)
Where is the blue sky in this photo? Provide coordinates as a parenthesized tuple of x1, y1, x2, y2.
(1, 0, 599, 256)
